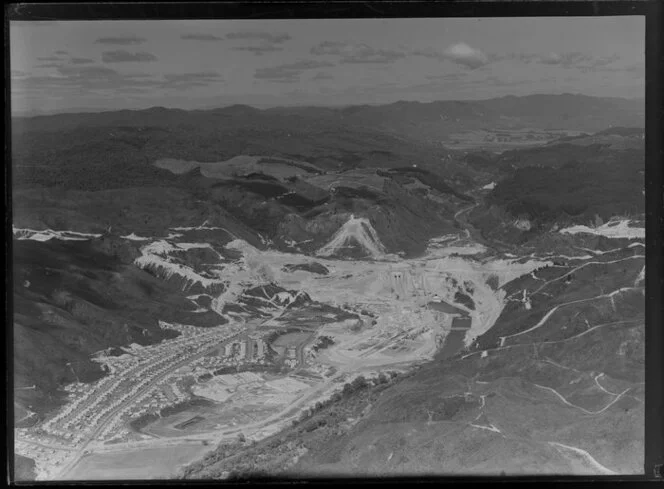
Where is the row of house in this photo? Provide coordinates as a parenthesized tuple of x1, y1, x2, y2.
(222, 335, 266, 361)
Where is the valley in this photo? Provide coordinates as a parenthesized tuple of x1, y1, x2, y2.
(10, 94, 646, 480)
(13, 207, 644, 480)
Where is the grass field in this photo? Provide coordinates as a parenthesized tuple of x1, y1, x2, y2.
(154, 155, 322, 182)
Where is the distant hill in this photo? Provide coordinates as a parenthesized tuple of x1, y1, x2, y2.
(11, 114, 470, 191)
(10, 93, 645, 265)
(12, 93, 643, 139)
(339, 94, 644, 143)
(466, 136, 644, 243)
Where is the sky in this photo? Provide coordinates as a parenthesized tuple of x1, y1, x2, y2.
(9, 17, 645, 114)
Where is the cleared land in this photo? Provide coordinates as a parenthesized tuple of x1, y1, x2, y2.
(66, 444, 210, 480)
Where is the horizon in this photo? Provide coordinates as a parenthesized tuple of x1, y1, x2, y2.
(11, 92, 646, 119)
(10, 17, 644, 115)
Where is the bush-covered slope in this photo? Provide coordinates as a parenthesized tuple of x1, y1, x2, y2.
(13, 237, 204, 420)
(488, 156, 643, 223)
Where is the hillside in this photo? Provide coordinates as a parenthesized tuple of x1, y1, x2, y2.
(462, 130, 644, 246)
(11, 113, 472, 191)
(12, 94, 644, 192)
(491, 159, 642, 219)
(13, 235, 222, 421)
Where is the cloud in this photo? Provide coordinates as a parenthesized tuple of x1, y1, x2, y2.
(412, 44, 484, 69)
(516, 51, 622, 72)
(162, 71, 222, 82)
(180, 33, 224, 41)
(311, 41, 405, 64)
(13, 65, 138, 93)
(161, 71, 224, 89)
(578, 54, 623, 72)
(102, 50, 157, 63)
(180, 31, 289, 55)
(12, 65, 224, 94)
(539, 52, 590, 66)
(226, 32, 291, 56)
(95, 36, 147, 45)
(232, 45, 283, 55)
(255, 60, 335, 83)
(70, 57, 95, 65)
(441, 43, 489, 69)
(414, 43, 494, 69)
(226, 32, 291, 44)
(425, 49, 624, 73)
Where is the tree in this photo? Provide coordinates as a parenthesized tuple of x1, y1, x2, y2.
(342, 383, 353, 396)
(351, 375, 367, 391)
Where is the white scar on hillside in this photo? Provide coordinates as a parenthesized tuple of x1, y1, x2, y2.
(13, 227, 102, 242)
(316, 214, 389, 259)
(133, 240, 227, 292)
(559, 219, 644, 239)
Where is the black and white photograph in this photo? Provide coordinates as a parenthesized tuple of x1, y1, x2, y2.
(9, 8, 649, 481)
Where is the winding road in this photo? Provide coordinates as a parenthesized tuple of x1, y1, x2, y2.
(498, 285, 642, 347)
